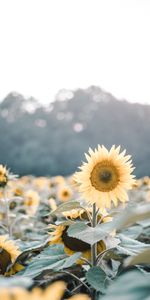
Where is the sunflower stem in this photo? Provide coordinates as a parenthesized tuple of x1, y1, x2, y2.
(3, 187, 12, 237)
(91, 203, 97, 267)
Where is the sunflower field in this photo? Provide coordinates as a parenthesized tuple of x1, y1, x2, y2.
(0, 146, 150, 300)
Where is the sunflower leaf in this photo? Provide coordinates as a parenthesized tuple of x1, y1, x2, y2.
(68, 222, 113, 245)
(124, 248, 150, 266)
(113, 204, 150, 230)
(17, 245, 81, 278)
(86, 266, 107, 293)
(0, 276, 32, 288)
(51, 201, 82, 214)
(100, 270, 150, 300)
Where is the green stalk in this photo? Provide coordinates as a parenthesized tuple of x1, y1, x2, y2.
(91, 203, 97, 266)
(3, 187, 12, 236)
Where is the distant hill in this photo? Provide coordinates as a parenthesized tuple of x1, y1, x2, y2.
(0, 86, 150, 177)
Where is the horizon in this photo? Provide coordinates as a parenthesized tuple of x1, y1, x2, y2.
(1, 86, 150, 107)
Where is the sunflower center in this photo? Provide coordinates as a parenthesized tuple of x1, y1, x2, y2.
(62, 227, 90, 252)
(100, 170, 112, 183)
(0, 248, 12, 274)
(90, 161, 119, 192)
(10, 201, 17, 210)
(63, 191, 69, 197)
(26, 198, 33, 206)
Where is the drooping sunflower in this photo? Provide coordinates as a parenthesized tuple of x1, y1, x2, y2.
(57, 185, 73, 202)
(0, 235, 23, 275)
(0, 282, 90, 300)
(49, 223, 106, 265)
(74, 145, 135, 209)
(0, 165, 8, 188)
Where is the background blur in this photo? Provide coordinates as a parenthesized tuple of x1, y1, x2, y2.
(0, 0, 150, 177)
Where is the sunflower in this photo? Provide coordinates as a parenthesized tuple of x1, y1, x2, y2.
(54, 175, 65, 185)
(142, 176, 150, 186)
(0, 165, 8, 188)
(24, 190, 40, 216)
(62, 208, 85, 220)
(74, 145, 135, 209)
(24, 190, 40, 206)
(49, 197, 57, 211)
(49, 223, 105, 265)
(57, 185, 73, 202)
(13, 187, 24, 197)
(33, 177, 48, 190)
(0, 235, 23, 275)
(0, 282, 90, 300)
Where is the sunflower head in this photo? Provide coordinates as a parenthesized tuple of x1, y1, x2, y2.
(62, 208, 84, 220)
(49, 197, 58, 211)
(57, 185, 73, 202)
(0, 235, 22, 275)
(24, 190, 40, 206)
(54, 176, 65, 185)
(142, 176, 150, 186)
(0, 165, 8, 188)
(75, 145, 135, 209)
(33, 177, 48, 190)
(24, 190, 40, 216)
(13, 187, 24, 197)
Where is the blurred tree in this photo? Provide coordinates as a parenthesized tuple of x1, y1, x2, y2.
(0, 87, 150, 177)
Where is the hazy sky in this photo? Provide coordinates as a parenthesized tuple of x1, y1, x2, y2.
(0, 0, 150, 104)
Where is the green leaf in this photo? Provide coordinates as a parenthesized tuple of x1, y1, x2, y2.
(18, 244, 81, 278)
(125, 249, 150, 266)
(121, 225, 143, 239)
(68, 222, 113, 245)
(117, 234, 149, 256)
(114, 204, 150, 230)
(52, 201, 82, 214)
(16, 239, 49, 264)
(0, 277, 32, 288)
(86, 266, 107, 293)
(100, 271, 150, 300)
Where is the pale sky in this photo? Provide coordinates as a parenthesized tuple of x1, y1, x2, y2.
(0, 0, 150, 104)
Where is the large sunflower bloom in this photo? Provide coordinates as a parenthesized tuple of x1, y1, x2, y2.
(0, 235, 23, 275)
(74, 145, 135, 209)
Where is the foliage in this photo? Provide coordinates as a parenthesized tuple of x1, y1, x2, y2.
(0, 174, 149, 299)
